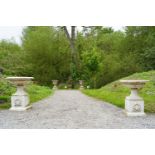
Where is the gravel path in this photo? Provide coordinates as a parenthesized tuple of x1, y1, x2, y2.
(0, 90, 155, 129)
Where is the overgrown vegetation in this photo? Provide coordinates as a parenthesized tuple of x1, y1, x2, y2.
(83, 70, 155, 113)
(1, 26, 155, 88)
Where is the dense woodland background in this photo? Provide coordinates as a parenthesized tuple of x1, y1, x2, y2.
(0, 26, 155, 88)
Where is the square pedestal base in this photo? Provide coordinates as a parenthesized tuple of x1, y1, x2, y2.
(80, 86, 84, 90)
(125, 97, 145, 116)
(53, 86, 58, 90)
(125, 111, 146, 116)
(10, 94, 31, 111)
(10, 105, 32, 111)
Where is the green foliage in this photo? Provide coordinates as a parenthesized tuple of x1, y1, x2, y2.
(0, 77, 16, 97)
(25, 84, 53, 103)
(76, 27, 140, 88)
(22, 26, 71, 85)
(0, 40, 28, 75)
(123, 26, 155, 70)
(58, 83, 67, 89)
(80, 48, 101, 88)
(1, 26, 155, 89)
(83, 70, 155, 113)
(70, 62, 78, 80)
(142, 47, 155, 69)
(82, 48, 101, 72)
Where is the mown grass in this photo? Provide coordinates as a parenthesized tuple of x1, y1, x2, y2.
(83, 70, 155, 113)
(0, 78, 53, 109)
(26, 84, 53, 103)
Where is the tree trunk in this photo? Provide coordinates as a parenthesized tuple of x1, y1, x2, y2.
(63, 26, 76, 62)
(63, 26, 77, 88)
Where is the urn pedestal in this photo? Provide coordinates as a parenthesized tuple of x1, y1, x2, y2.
(6, 77, 34, 111)
(52, 80, 58, 90)
(79, 80, 84, 90)
(120, 80, 149, 116)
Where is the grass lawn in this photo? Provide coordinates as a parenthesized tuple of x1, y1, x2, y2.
(82, 70, 155, 113)
(0, 78, 53, 110)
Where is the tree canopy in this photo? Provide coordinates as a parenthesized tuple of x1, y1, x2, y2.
(1, 26, 155, 88)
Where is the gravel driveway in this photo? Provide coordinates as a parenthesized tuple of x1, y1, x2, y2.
(0, 90, 155, 129)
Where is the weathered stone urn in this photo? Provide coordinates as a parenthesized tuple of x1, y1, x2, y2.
(79, 80, 84, 89)
(52, 80, 58, 90)
(6, 77, 34, 111)
(120, 80, 149, 116)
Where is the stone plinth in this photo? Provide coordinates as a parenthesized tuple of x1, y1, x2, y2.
(120, 80, 149, 116)
(6, 77, 34, 111)
(79, 80, 84, 90)
(52, 80, 58, 90)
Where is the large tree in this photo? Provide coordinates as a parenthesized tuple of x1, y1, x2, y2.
(22, 26, 70, 85)
(122, 26, 155, 70)
(0, 40, 27, 75)
(63, 26, 79, 87)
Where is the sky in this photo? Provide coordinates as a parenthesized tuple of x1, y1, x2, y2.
(0, 27, 24, 44)
(0, 26, 123, 44)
